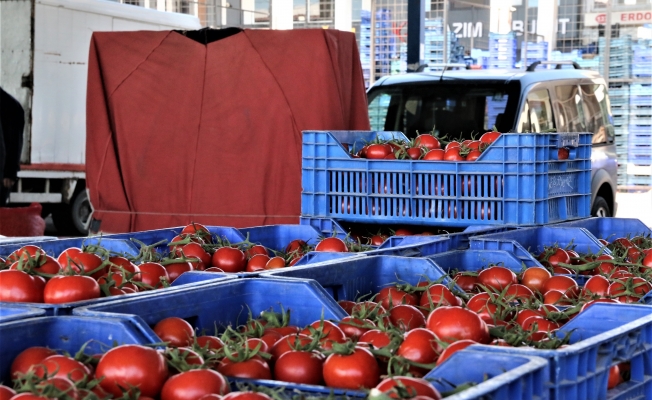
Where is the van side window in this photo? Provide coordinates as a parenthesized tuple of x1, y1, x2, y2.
(368, 93, 392, 131)
(580, 84, 612, 144)
(555, 85, 586, 132)
(517, 89, 555, 132)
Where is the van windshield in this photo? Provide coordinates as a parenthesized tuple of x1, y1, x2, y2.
(367, 81, 521, 140)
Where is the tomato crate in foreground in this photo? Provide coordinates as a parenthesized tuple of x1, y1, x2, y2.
(260, 255, 458, 301)
(0, 237, 138, 260)
(474, 302, 652, 400)
(0, 316, 154, 383)
(0, 304, 45, 323)
(301, 131, 592, 227)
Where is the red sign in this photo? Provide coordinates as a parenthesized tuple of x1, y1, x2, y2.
(595, 14, 606, 24)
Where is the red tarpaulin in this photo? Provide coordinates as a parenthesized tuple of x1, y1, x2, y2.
(86, 29, 370, 233)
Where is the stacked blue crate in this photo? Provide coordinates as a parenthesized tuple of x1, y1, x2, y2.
(487, 97, 508, 129)
(633, 43, 652, 77)
(488, 32, 516, 69)
(599, 36, 633, 79)
(609, 83, 631, 185)
(359, 10, 395, 85)
(521, 42, 548, 68)
(627, 81, 652, 187)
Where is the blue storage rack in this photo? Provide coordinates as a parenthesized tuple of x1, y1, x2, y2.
(474, 303, 652, 400)
(259, 255, 457, 302)
(468, 226, 610, 268)
(0, 316, 155, 383)
(301, 131, 592, 227)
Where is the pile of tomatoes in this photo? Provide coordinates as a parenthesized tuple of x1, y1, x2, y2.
(350, 131, 501, 162)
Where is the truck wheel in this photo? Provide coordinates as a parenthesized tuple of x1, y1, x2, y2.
(52, 190, 91, 235)
(591, 196, 611, 218)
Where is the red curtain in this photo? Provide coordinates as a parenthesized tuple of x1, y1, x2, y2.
(86, 29, 370, 233)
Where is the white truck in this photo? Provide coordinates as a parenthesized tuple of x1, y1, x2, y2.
(1, 0, 201, 234)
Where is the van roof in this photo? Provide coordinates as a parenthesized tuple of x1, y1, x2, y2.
(371, 68, 605, 88)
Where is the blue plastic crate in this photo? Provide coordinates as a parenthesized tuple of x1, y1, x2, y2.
(627, 175, 652, 186)
(629, 132, 651, 146)
(74, 278, 347, 340)
(633, 64, 652, 77)
(469, 226, 609, 268)
(259, 255, 457, 302)
(0, 236, 57, 245)
(553, 217, 651, 242)
(475, 303, 652, 400)
(0, 305, 45, 323)
(0, 316, 155, 383)
(628, 124, 652, 136)
(0, 273, 236, 316)
(427, 349, 549, 400)
(0, 237, 139, 259)
(428, 249, 532, 276)
(301, 131, 592, 227)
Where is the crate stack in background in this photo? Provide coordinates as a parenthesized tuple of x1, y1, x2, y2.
(359, 9, 395, 87)
(488, 32, 516, 69)
(599, 36, 633, 80)
(392, 19, 458, 75)
(609, 83, 631, 185)
(627, 81, 652, 187)
(520, 41, 548, 67)
(487, 97, 508, 128)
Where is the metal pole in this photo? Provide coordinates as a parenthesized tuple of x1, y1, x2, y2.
(370, 0, 376, 84)
(604, 0, 612, 85)
(523, 0, 528, 69)
(407, 0, 425, 72)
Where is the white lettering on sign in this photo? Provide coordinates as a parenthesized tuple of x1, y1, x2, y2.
(584, 11, 652, 27)
(452, 22, 483, 38)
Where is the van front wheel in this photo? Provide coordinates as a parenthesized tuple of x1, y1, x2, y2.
(591, 196, 611, 217)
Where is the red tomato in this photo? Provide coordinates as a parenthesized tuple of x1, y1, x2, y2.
(32, 355, 91, 383)
(43, 275, 100, 304)
(415, 134, 440, 150)
(480, 131, 500, 144)
(445, 141, 460, 151)
(389, 304, 426, 331)
(519, 267, 551, 294)
(315, 237, 348, 253)
(581, 275, 610, 298)
(338, 300, 356, 315)
(377, 286, 418, 309)
(300, 320, 346, 349)
(160, 369, 229, 400)
(180, 223, 212, 243)
(542, 276, 579, 298)
(359, 329, 393, 351)
(0, 385, 15, 400)
(406, 147, 423, 160)
(245, 245, 269, 259)
(466, 292, 500, 324)
(423, 149, 444, 160)
(211, 247, 246, 273)
(436, 339, 477, 365)
(539, 248, 570, 268)
(338, 316, 374, 340)
(15, 255, 62, 277)
(7, 245, 47, 265)
(165, 260, 194, 282)
(0, 270, 44, 303)
(543, 290, 574, 306)
(419, 283, 461, 309)
(466, 150, 482, 161)
(607, 364, 624, 389)
(505, 284, 535, 301)
(96, 345, 168, 398)
(69, 252, 105, 278)
(323, 347, 380, 389)
(521, 316, 560, 332)
(246, 254, 270, 273)
(397, 328, 442, 370)
(557, 147, 570, 160)
(153, 317, 195, 347)
(222, 393, 272, 400)
(285, 239, 308, 255)
(443, 147, 464, 161)
(453, 273, 479, 292)
(196, 335, 224, 353)
(274, 350, 325, 385)
(375, 376, 442, 399)
(177, 243, 211, 271)
(217, 356, 272, 379)
(139, 262, 170, 289)
(426, 306, 490, 344)
(477, 266, 518, 291)
(264, 256, 286, 270)
(10, 347, 57, 380)
(270, 334, 313, 362)
(366, 144, 392, 159)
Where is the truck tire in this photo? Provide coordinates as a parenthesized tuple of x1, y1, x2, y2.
(52, 190, 91, 235)
(591, 196, 611, 218)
